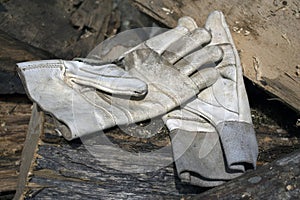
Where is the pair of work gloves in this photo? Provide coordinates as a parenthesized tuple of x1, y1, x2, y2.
(17, 11, 258, 187)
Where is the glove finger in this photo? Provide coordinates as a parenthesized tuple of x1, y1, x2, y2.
(205, 11, 230, 45)
(119, 16, 197, 59)
(64, 60, 147, 97)
(118, 26, 188, 61)
(174, 45, 223, 76)
(177, 16, 198, 32)
(162, 28, 211, 64)
(190, 68, 219, 91)
(145, 16, 198, 55)
(145, 26, 189, 55)
(205, 11, 252, 123)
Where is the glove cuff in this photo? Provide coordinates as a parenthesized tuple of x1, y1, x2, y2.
(216, 121, 258, 170)
(169, 129, 244, 187)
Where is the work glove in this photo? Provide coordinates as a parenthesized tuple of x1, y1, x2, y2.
(17, 17, 223, 140)
(162, 11, 258, 187)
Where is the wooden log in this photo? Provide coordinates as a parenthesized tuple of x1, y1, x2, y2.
(132, 0, 300, 112)
(194, 149, 300, 199)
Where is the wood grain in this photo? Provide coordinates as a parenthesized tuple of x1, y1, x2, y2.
(16, 114, 204, 199)
(0, 96, 32, 194)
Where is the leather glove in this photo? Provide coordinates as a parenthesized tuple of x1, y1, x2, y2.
(17, 17, 223, 140)
(162, 11, 258, 187)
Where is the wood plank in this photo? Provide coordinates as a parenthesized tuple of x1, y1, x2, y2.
(0, 96, 32, 194)
(14, 104, 44, 200)
(14, 108, 300, 199)
(132, 0, 300, 112)
(194, 149, 300, 199)
(15, 114, 204, 199)
(0, 170, 19, 193)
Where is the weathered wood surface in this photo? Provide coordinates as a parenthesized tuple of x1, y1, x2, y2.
(14, 104, 300, 199)
(0, 30, 53, 94)
(14, 104, 43, 200)
(132, 0, 300, 112)
(15, 113, 204, 199)
(0, 0, 113, 59)
(0, 96, 32, 195)
(194, 149, 300, 199)
(0, 0, 298, 198)
(0, 0, 155, 94)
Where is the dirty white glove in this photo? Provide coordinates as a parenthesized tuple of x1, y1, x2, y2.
(163, 11, 258, 187)
(17, 17, 223, 140)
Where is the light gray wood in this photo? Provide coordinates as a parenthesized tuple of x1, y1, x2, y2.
(14, 104, 44, 200)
